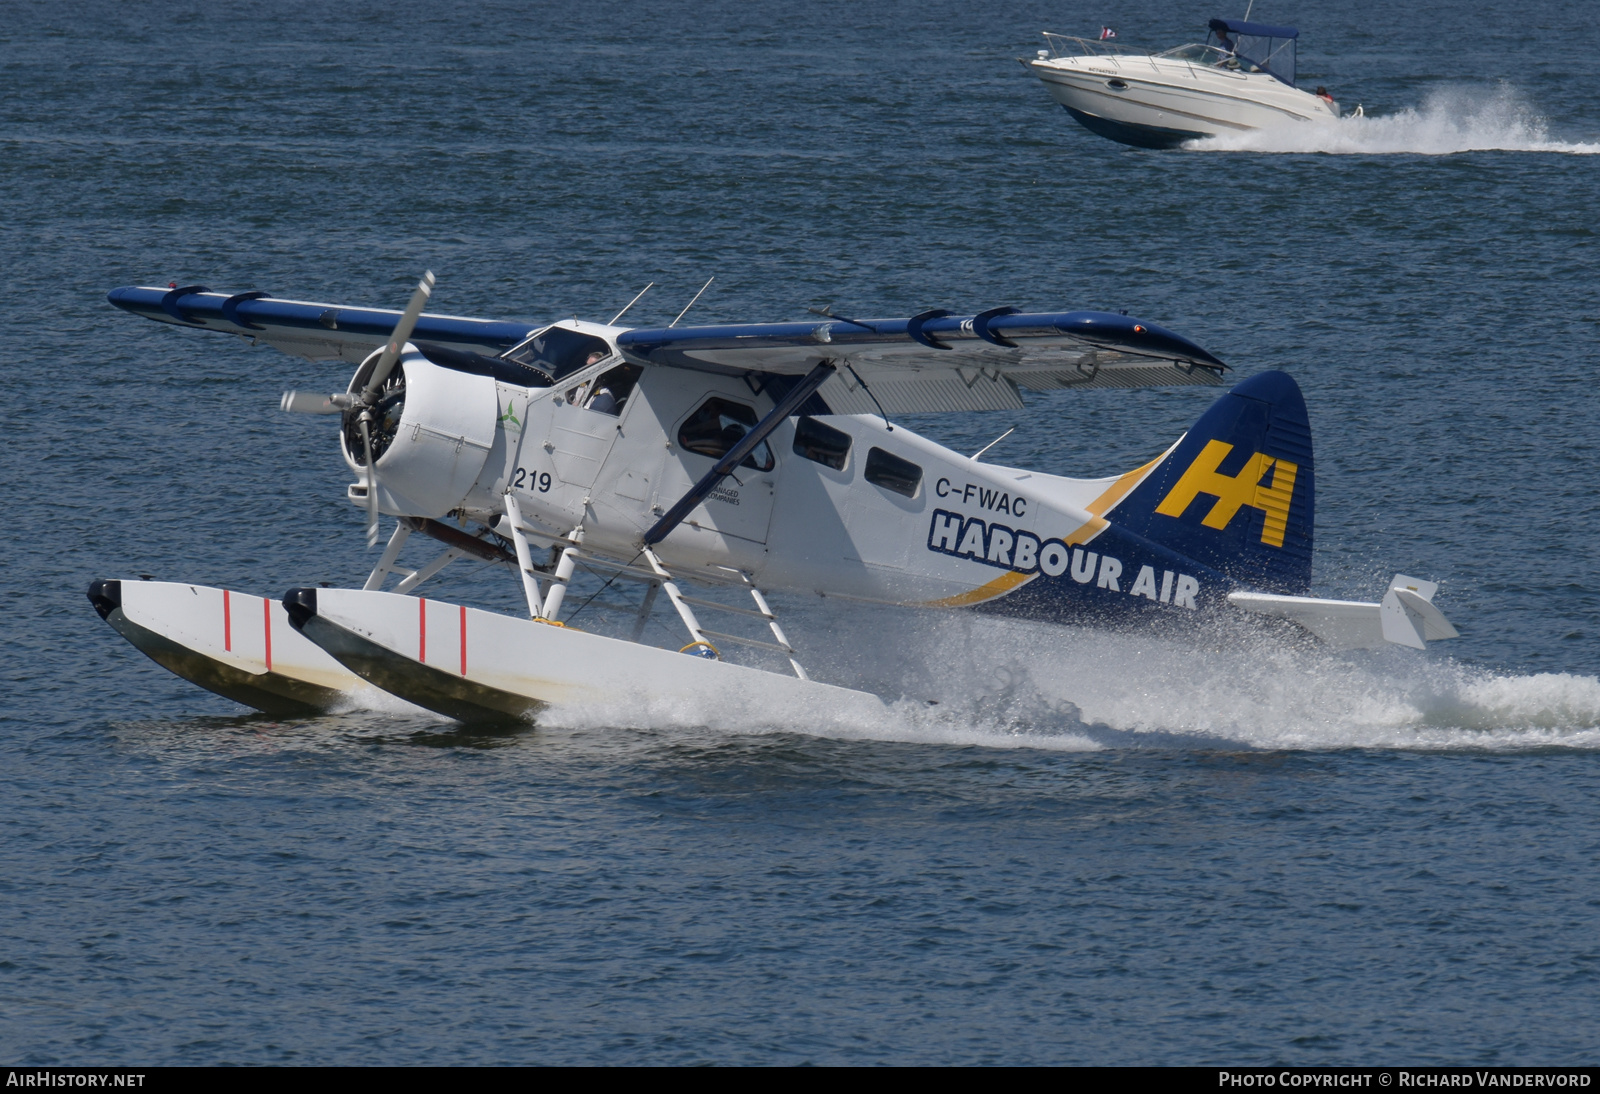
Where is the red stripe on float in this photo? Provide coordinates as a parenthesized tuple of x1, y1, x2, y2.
(459, 604, 467, 676)
(263, 597, 273, 673)
(223, 589, 232, 651)
(419, 597, 427, 663)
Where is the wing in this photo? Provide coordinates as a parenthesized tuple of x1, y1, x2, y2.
(616, 308, 1228, 415)
(107, 284, 542, 364)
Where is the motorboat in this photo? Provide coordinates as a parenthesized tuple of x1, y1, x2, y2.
(1026, 18, 1345, 149)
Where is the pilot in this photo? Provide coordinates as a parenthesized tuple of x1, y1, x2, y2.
(586, 383, 618, 416)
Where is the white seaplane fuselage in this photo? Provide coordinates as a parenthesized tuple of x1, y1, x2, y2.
(1029, 37, 1338, 148)
(385, 327, 1189, 620)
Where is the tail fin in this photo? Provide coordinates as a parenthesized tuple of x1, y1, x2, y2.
(1113, 371, 1314, 594)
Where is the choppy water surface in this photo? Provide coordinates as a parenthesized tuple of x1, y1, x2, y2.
(2, 0, 1597, 1065)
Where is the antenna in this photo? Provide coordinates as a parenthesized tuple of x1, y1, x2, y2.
(669, 276, 714, 328)
(1243, 1, 1254, 20)
(970, 426, 1016, 462)
(609, 282, 654, 325)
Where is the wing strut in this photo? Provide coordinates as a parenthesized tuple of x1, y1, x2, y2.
(643, 359, 837, 547)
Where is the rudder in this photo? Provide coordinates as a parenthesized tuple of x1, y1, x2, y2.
(1112, 371, 1314, 594)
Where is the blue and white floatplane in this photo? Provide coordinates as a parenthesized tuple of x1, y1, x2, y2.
(89, 278, 1454, 722)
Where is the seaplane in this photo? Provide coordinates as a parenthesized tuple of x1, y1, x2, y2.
(89, 275, 1457, 723)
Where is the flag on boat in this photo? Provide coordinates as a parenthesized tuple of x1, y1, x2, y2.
(1099, 27, 1116, 40)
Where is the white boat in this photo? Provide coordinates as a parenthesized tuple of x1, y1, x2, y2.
(1027, 18, 1343, 148)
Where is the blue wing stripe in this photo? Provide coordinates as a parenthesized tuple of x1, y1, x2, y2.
(107, 285, 539, 352)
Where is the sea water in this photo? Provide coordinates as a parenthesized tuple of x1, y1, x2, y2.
(1, 0, 1597, 1065)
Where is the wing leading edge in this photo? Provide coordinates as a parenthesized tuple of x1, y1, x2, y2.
(616, 309, 1228, 415)
(106, 285, 541, 364)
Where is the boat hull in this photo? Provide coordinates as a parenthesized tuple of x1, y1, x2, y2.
(89, 579, 364, 715)
(1030, 56, 1335, 147)
(1061, 106, 1206, 149)
(282, 586, 893, 725)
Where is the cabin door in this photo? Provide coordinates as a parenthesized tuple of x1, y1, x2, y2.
(548, 395, 621, 490)
(651, 388, 778, 548)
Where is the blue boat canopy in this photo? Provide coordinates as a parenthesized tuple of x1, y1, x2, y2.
(1208, 17, 1298, 40)
(1207, 17, 1298, 85)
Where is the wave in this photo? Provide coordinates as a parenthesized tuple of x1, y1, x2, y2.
(532, 607, 1600, 754)
(1185, 83, 1600, 155)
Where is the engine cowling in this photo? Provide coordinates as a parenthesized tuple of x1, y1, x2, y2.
(340, 346, 498, 519)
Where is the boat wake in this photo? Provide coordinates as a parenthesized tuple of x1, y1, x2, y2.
(534, 606, 1600, 754)
(1186, 83, 1600, 155)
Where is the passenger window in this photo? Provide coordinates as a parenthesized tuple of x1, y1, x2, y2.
(677, 398, 775, 471)
(865, 447, 923, 498)
(792, 416, 851, 471)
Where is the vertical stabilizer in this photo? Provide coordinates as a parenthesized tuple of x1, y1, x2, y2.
(1112, 371, 1314, 594)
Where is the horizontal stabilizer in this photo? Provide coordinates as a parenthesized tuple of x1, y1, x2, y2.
(107, 285, 541, 364)
(1229, 574, 1457, 650)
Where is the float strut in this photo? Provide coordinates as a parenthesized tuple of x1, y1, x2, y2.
(540, 525, 585, 622)
(641, 547, 712, 653)
(502, 492, 546, 619)
(364, 521, 412, 590)
(393, 548, 461, 594)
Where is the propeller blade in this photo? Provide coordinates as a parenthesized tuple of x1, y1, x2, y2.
(280, 391, 350, 415)
(363, 270, 435, 400)
(359, 414, 380, 548)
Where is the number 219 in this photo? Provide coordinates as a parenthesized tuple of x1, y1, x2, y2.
(513, 467, 551, 493)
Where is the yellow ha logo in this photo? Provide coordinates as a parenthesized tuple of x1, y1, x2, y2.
(1154, 440, 1299, 548)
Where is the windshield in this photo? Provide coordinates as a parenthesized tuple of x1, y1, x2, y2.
(1159, 43, 1236, 65)
(502, 326, 614, 383)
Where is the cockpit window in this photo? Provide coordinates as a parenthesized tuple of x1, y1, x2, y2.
(677, 398, 775, 471)
(503, 326, 614, 383)
(573, 365, 642, 417)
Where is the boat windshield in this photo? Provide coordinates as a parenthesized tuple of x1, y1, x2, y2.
(1205, 17, 1298, 85)
(1158, 43, 1239, 66)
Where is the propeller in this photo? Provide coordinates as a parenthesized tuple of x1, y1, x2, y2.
(279, 391, 351, 415)
(363, 271, 435, 401)
(357, 413, 380, 546)
(281, 271, 436, 547)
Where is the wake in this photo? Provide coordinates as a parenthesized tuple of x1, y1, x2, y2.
(534, 606, 1600, 754)
(1186, 83, 1600, 155)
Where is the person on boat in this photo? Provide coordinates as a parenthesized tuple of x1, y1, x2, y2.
(1214, 29, 1234, 55)
(1315, 86, 1336, 105)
